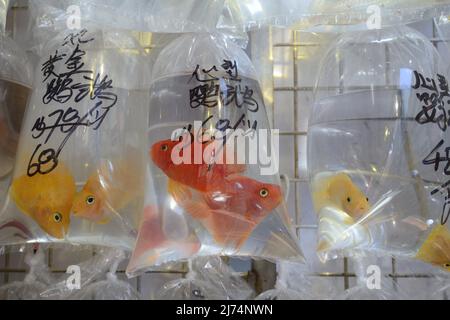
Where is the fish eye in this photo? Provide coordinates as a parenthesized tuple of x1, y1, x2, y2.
(366, 197, 369, 202)
(161, 144, 168, 152)
(445, 263, 450, 268)
(347, 197, 351, 203)
(86, 195, 95, 205)
(259, 188, 269, 198)
(53, 212, 63, 223)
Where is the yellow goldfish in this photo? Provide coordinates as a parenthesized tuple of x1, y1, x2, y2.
(312, 172, 370, 220)
(416, 224, 450, 272)
(71, 155, 145, 224)
(10, 164, 76, 239)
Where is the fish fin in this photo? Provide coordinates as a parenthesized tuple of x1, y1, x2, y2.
(167, 178, 192, 205)
(182, 201, 211, 219)
(416, 225, 450, 267)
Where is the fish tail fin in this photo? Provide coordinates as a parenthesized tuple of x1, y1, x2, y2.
(167, 179, 192, 205)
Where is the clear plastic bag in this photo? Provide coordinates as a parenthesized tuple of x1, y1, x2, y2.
(68, 250, 141, 300)
(0, 247, 51, 300)
(28, 0, 225, 52)
(128, 32, 303, 275)
(256, 261, 339, 300)
(40, 246, 126, 299)
(155, 257, 253, 300)
(308, 25, 449, 266)
(0, 28, 149, 250)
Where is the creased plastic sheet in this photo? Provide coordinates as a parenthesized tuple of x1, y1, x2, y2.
(256, 261, 339, 300)
(67, 250, 141, 300)
(0, 247, 51, 300)
(155, 257, 253, 300)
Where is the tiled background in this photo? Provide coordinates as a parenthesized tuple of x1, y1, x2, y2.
(0, 1, 449, 299)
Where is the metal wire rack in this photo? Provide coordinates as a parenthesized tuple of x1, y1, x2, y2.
(0, 2, 449, 300)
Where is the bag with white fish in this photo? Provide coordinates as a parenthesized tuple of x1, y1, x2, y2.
(308, 25, 450, 270)
(127, 32, 303, 275)
(155, 257, 253, 300)
(0, 27, 150, 250)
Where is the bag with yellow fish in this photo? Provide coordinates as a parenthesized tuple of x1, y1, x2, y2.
(308, 25, 450, 272)
(0, 28, 150, 250)
(127, 32, 303, 275)
(0, 33, 33, 244)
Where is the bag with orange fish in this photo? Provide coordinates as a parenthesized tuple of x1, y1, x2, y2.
(308, 25, 450, 271)
(127, 32, 303, 275)
(0, 27, 150, 250)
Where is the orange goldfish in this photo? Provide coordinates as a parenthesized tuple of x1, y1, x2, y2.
(416, 224, 450, 272)
(150, 138, 245, 192)
(312, 172, 370, 220)
(71, 155, 145, 224)
(127, 205, 200, 273)
(10, 164, 76, 239)
(168, 175, 282, 248)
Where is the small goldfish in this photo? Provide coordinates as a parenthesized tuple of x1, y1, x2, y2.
(168, 175, 282, 248)
(72, 155, 145, 224)
(312, 172, 370, 220)
(127, 205, 200, 274)
(11, 164, 76, 239)
(416, 224, 450, 272)
(150, 138, 245, 192)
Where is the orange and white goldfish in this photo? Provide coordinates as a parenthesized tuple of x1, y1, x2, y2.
(10, 164, 76, 239)
(150, 138, 245, 192)
(72, 155, 145, 224)
(127, 205, 200, 274)
(312, 172, 370, 220)
(168, 175, 282, 248)
(416, 224, 450, 272)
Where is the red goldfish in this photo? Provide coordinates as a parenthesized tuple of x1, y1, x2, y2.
(150, 137, 245, 192)
(168, 175, 283, 249)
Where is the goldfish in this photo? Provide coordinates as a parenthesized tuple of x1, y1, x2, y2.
(10, 164, 76, 239)
(312, 172, 370, 220)
(416, 224, 450, 272)
(150, 137, 246, 192)
(72, 154, 145, 224)
(168, 175, 282, 248)
(126, 205, 200, 275)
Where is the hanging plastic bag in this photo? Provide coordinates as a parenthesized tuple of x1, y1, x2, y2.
(128, 32, 303, 275)
(336, 257, 407, 300)
(256, 261, 339, 300)
(0, 28, 149, 250)
(155, 257, 253, 300)
(68, 250, 141, 300)
(308, 25, 449, 266)
(0, 246, 51, 300)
